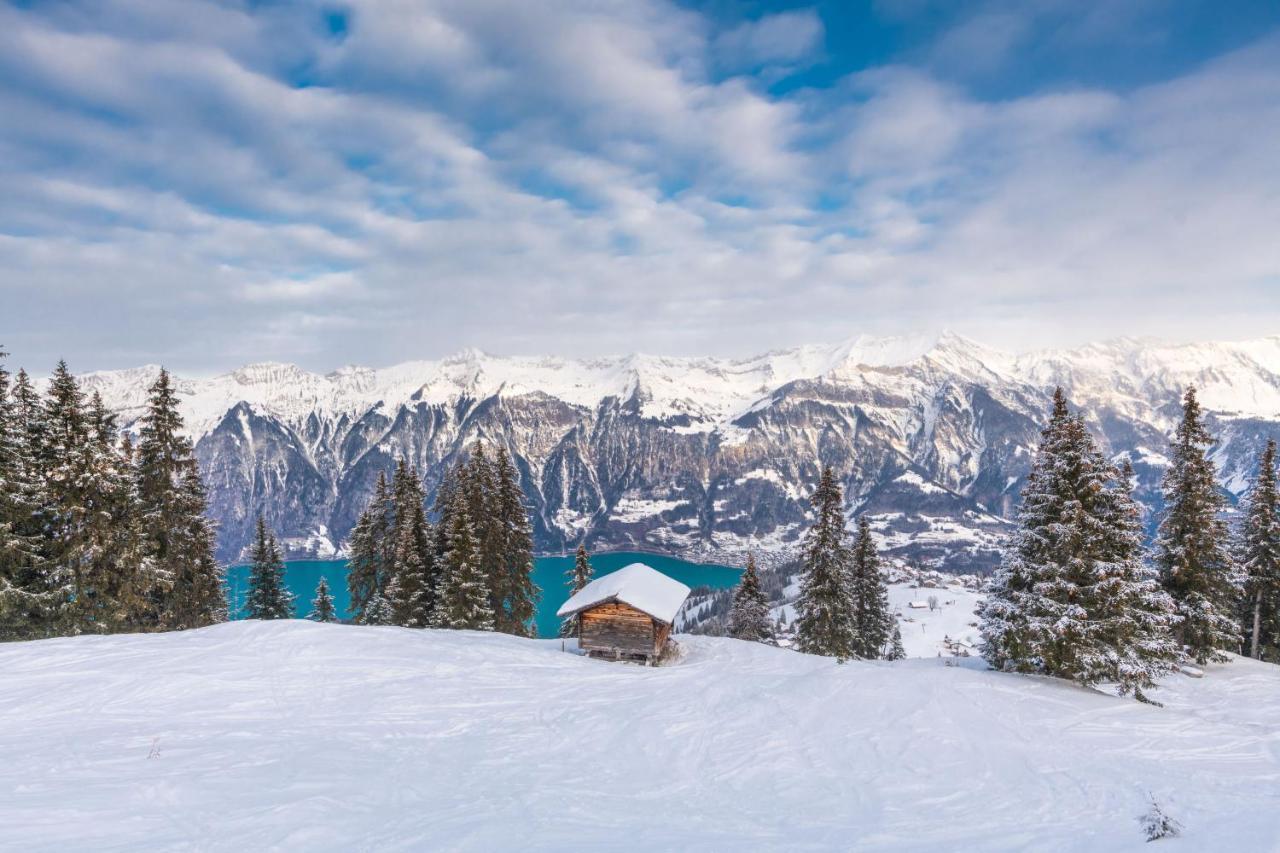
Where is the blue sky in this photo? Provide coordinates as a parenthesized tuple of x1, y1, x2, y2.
(2, 0, 1279, 373)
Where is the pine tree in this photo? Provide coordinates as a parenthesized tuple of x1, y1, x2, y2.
(359, 590, 393, 626)
(0, 351, 57, 640)
(388, 503, 432, 627)
(1239, 439, 1280, 660)
(38, 360, 90, 633)
(347, 470, 393, 623)
(794, 466, 857, 660)
(1155, 387, 1241, 664)
(849, 517, 893, 659)
(135, 368, 225, 629)
(982, 389, 1073, 673)
(728, 553, 772, 643)
(560, 544, 593, 638)
(430, 461, 459, 562)
(432, 489, 494, 630)
(1091, 461, 1183, 697)
(493, 446, 539, 636)
(381, 460, 435, 627)
(244, 515, 293, 619)
(981, 390, 1181, 696)
(887, 623, 906, 660)
(463, 443, 503, 619)
(309, 576, 338, 623)
(76, 392, 151, 633)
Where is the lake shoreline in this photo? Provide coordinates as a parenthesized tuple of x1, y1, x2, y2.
(227, 551, 742, 637)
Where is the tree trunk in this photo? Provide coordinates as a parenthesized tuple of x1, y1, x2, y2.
(1251, 590, 1262, 659)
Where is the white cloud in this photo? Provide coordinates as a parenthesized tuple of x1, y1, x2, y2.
(0, 2, 1277, 373)
(714, 11, 825, 70)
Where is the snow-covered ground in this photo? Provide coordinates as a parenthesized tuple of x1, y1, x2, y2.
(775, 578, 985, 659)
(2, 622, 1277, 851)
(887, 581, 984, 657)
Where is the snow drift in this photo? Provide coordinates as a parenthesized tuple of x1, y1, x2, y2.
(1, 621, 1276, 850)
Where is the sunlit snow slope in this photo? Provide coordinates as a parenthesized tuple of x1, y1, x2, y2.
(1, 622, 1277, 851)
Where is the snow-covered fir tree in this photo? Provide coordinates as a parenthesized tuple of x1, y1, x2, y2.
(981, 389, 1073, 673)
(432, 443, 538, 636)
(492, 446, 539, 636)
(727, 553, 772, 643)
(460, 443, 500, 614)
(386, 460, 435, 627)
(1092, 461, 1183, 697)
(347, 470, 393, 623)
(849, 517, 893, 659)
(1155, 387, 1241, 664)
(981, 389, 1181, 698)
(1239, 439, 1280, 660)
(0, 357, 222, 638)
(134, 368, 226, 629)
(432, 489, 494, 630)
(358, 590, 393, 626)
(308, 576, 338, 623)
(37, 360, 90, 633)
(794, 466, 857, 661)
(0, 351, 58, 640)
(244, 516, 293, 619)
(560, 543, 593, 638)
(388, 503, 432, 627)
(76, 392, 151, 633)
(887, 623, 906, 660)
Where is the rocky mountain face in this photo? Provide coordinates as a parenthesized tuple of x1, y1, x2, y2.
(82, 333, 1280, 572)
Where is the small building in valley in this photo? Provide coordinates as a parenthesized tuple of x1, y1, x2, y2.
(556, 563, 691, 665)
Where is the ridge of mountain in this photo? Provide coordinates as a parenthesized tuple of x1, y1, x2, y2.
(78, 332, 1280, 566)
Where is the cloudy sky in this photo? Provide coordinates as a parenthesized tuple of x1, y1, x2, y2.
(2, 0, 1279, 374)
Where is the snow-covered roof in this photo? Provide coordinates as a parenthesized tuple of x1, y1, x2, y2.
(555, 563, 691, 625)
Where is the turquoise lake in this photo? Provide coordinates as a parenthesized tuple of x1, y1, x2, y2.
(226, 552, 742, 637)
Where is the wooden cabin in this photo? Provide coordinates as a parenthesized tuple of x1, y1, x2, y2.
(556, 563, 691, 665)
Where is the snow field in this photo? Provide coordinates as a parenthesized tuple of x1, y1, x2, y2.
(1, 621, 1277, 851)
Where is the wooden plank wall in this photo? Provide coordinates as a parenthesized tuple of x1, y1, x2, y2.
(654, 621, 671, 653)
(580, 602, 658, 656)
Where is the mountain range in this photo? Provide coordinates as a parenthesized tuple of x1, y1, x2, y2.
(82, 332, 1280, 570)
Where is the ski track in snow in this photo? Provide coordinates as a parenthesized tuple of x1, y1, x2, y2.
(1, 621, 1277, 851)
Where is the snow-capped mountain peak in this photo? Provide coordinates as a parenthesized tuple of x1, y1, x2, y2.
(77, 332, 1280, 564)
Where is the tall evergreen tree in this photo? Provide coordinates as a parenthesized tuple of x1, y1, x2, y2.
(1155, 387, 1241, 664)
(981, 389, 1074, 672)
(0, 351, 57, 639)
(492, 446, 539, 636)
(560, 544, 593, 638)
(384, 460, 435, 627)
(432, 489, 494, 630)
(388, 503, 432, 627)
(981, 390, 1181, 697)
(727, 553, 772, 643)
(462, 443, 503, 617)
(1091, 461, 1183, 696)
(11, 370, 44, 472)
(38, 360, 90, 632)
(1239, 439, 1280, 660)
(431, 461, 459, 561)
(244, 515, 293, 619)
(308, 576, 338, 623)
(849, 517, 893, 659)
(135, 368, 225, 629)
(347, 470, 393, 623)
(794, 466, 857, 661)
(76, 392, 151, 633)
